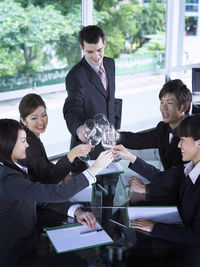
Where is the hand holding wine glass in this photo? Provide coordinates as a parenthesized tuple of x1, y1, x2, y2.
(78, 119, 96, 161)
(101, 124, 121, 162)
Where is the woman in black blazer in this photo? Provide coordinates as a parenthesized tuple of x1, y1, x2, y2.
(0, 119, 113, 266)
(114, 114, 200, 246)
(18, 93, 93, 184)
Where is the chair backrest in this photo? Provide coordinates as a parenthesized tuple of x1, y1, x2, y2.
(114, 98, 123, 129)
(192, 68, 200, 93)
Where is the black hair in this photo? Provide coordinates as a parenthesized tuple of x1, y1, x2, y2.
(19, 93, 46, 120)
(177, 114, 200, 140)
(159, 79, 192, 115)
(0, 119, 26, 173)
(79, 25, 105, 48)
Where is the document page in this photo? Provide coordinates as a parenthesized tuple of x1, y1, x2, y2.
(127, 206, 182, 224)
(45, 222, 113, 253)
(69, 185, 93, 202)
(87, 161, 124, 175)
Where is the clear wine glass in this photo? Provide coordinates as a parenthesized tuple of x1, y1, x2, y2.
(101, 124, 117, 151)
(101, 124, 121, 162)
(88, 126, 102, 147)
(78, 119, 96, 161)
(94, 113, 110, 133)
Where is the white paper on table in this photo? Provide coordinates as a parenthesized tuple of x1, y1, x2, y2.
(120, 172, 150, 188)
(87, 160, 124, 175)
(69, 185, 93, 202)
(127, 206, 183, 224)
(45, 222, 113, 253)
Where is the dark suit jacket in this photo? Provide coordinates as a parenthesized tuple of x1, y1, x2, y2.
(19, 127, 75, 184)
(120, 121, 182, 170)
(63, 56, 116, 159)
(0, 163, 89, 266)
(129, 157, 200, 245)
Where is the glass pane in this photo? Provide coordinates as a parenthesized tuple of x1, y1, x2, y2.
(0, 0, 82, 156)
(185, 5, 199, 12)
(186, 0, 199, 3)
(0, 0, 81, 92)
(184, 0, 200, 65)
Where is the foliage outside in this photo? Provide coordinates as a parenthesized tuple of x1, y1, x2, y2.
(0, 0, 166, 90)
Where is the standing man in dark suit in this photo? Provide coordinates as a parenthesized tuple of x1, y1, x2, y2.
(63, 25, 116, 160)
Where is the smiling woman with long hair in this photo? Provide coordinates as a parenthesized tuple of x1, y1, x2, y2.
(18, 93, 93, 184)
(0, 119, 113, 266)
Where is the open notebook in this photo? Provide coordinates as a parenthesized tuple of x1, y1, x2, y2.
(44, 222, 113, 253)
(127, 206, 183, 225)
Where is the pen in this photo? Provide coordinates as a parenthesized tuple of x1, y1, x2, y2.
(109, 219, 128, 229)
(80, 228, 103, 235)
(97, 183, 108, 194)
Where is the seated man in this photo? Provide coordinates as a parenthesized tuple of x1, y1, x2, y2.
(117, 79, 192, 170)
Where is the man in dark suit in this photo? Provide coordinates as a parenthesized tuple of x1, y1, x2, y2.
(63, 25, 116, 160)
(117, 79, 192, 170)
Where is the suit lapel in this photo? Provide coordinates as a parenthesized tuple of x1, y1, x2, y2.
(81, 57, 108, 98)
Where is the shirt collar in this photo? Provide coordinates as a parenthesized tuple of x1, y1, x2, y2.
(168, 125, 178, 144)
(184, 161, 200, 184)
(84, 56, 105, 74)
(15, 162, 28, 174)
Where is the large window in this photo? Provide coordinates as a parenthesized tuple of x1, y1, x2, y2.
(0, 0, 200, 157)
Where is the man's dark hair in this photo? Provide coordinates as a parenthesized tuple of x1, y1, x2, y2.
(159, 79, 192, 115)
(177, 114, 200, 140)
(79, 25, 105, 48)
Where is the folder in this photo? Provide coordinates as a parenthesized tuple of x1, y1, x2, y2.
(44, 222, 113, 253)
(127, 206, 183, 225)
(86, 161, 124, 176)
(69, 184, 94, 202)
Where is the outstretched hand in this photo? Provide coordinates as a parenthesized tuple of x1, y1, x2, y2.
(67, 144, 93, 163)
(89, 150, 114, 175)
(113, 144, 137, 163)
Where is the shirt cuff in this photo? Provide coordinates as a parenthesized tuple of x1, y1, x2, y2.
(83, 169, 97, 184)
(67, 204, 83, 218)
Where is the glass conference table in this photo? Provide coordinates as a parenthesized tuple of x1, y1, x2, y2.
(37, 161, 200, 267)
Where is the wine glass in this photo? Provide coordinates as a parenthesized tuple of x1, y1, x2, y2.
(78, 119, 97, 161)
(94, 113, 110, 133)
(101, 124, 121, 162)
(101, 124, 117, 151)
(88, 126, 102, 147)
